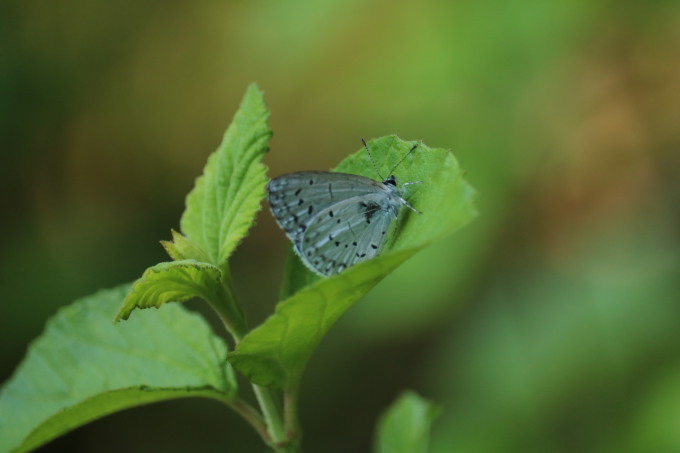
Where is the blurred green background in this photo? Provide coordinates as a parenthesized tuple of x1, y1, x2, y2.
(2, 1, 679, 452)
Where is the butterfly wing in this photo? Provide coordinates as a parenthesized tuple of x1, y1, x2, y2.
(268, 171, 399, 276)
(267, 171, 386, 243)
(297, 192, 395, 275)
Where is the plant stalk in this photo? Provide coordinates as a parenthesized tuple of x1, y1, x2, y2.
(210, 273, 291, 450)
(253, 384, 288, 447)
(284, 384, 300, 439)
(223, 396, 271, 445)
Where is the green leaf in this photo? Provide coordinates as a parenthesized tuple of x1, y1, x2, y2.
(374, 391, 440, 453)
(115, 260, 246, 338)
(116, 260, 220, 320)
(0, 285, 236, 453)
(229, 135, 476, 389)
(180, 83, 272, 267)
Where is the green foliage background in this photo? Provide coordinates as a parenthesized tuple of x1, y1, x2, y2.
(1, 1, 679, 452)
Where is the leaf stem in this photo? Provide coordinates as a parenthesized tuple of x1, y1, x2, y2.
(252, 384, 287, 446)
(284, 384, 301, 444)
(211, 275, 290, 450)
(223, 396, 271, 445)
(208, 277, 248, 342)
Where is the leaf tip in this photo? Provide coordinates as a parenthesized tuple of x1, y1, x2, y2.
(113, 312, 127, 323)
(114, 299, 133, 323)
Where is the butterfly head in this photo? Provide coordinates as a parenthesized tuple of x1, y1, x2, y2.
(383, 175, 398, 187)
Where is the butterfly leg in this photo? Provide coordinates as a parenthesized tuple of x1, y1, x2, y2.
(400, 198, 422, 214)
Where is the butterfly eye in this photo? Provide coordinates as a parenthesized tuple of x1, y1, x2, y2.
(384, 176, 397, 186)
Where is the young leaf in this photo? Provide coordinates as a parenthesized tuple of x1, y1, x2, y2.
(0, 285, 236, 453)
(229, 135, 476, 389)
(115, 260, 246, 338)
(160, 229, 212, 262)
(374, 391, 440, 453)
(180, 83, 272, 267)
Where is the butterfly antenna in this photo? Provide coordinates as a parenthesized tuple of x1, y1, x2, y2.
(362, 138, 384, 180)
(388, 142, 419, 176)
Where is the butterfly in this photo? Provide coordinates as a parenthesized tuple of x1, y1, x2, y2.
(267, 139, 421, 276)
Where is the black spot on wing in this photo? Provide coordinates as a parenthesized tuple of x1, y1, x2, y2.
(359, 201, 381, 222)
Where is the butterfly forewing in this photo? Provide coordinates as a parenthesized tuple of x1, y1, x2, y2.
(268, 171, 386, 240)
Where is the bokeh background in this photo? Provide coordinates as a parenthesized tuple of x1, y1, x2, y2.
(2, 1, 679, 452)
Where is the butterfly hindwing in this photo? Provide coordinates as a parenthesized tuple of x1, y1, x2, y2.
(297, 193, 394, 275)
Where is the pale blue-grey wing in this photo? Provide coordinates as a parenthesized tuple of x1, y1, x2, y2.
(297, 192, 395, 275)
(267, 171, 386, 242)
